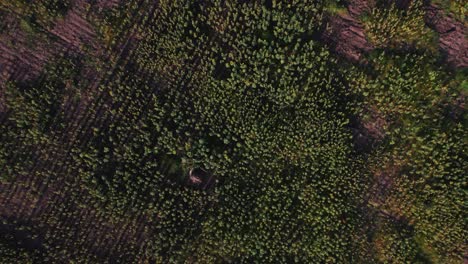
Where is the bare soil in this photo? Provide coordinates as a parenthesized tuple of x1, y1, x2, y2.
(321, 0, 375, 63)
(425, 4, 468, 68)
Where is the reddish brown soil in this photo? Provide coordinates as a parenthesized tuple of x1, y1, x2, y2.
(51, 9, 98, 52)
(0, 0, 112, 116)
(425, 4, 468, 68)
(369, 165, 397, 206)
(351, 106, 388, 154)
(0, 22, 61, 112)
(324, 1, 467, 69)
(0, 25, 57, 84)
(347, 0, 375, 17)
(321, 0, 375, 63)
(94, 0, 121, 9)
(0, 0, 107, 87)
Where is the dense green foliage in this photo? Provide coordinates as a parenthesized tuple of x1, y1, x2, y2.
(0, 0, 466, 263)
(346, 50, 467, 263)
(363, 0, 436, 49)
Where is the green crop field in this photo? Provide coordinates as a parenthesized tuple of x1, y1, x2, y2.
(0, 0, 466, 263)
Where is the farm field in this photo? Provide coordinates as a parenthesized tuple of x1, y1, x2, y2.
(0, 0, 466, 263)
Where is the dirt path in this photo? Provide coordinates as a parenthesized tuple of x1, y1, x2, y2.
(425, 4, 468, 68)
(321, 0, 375, 63)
